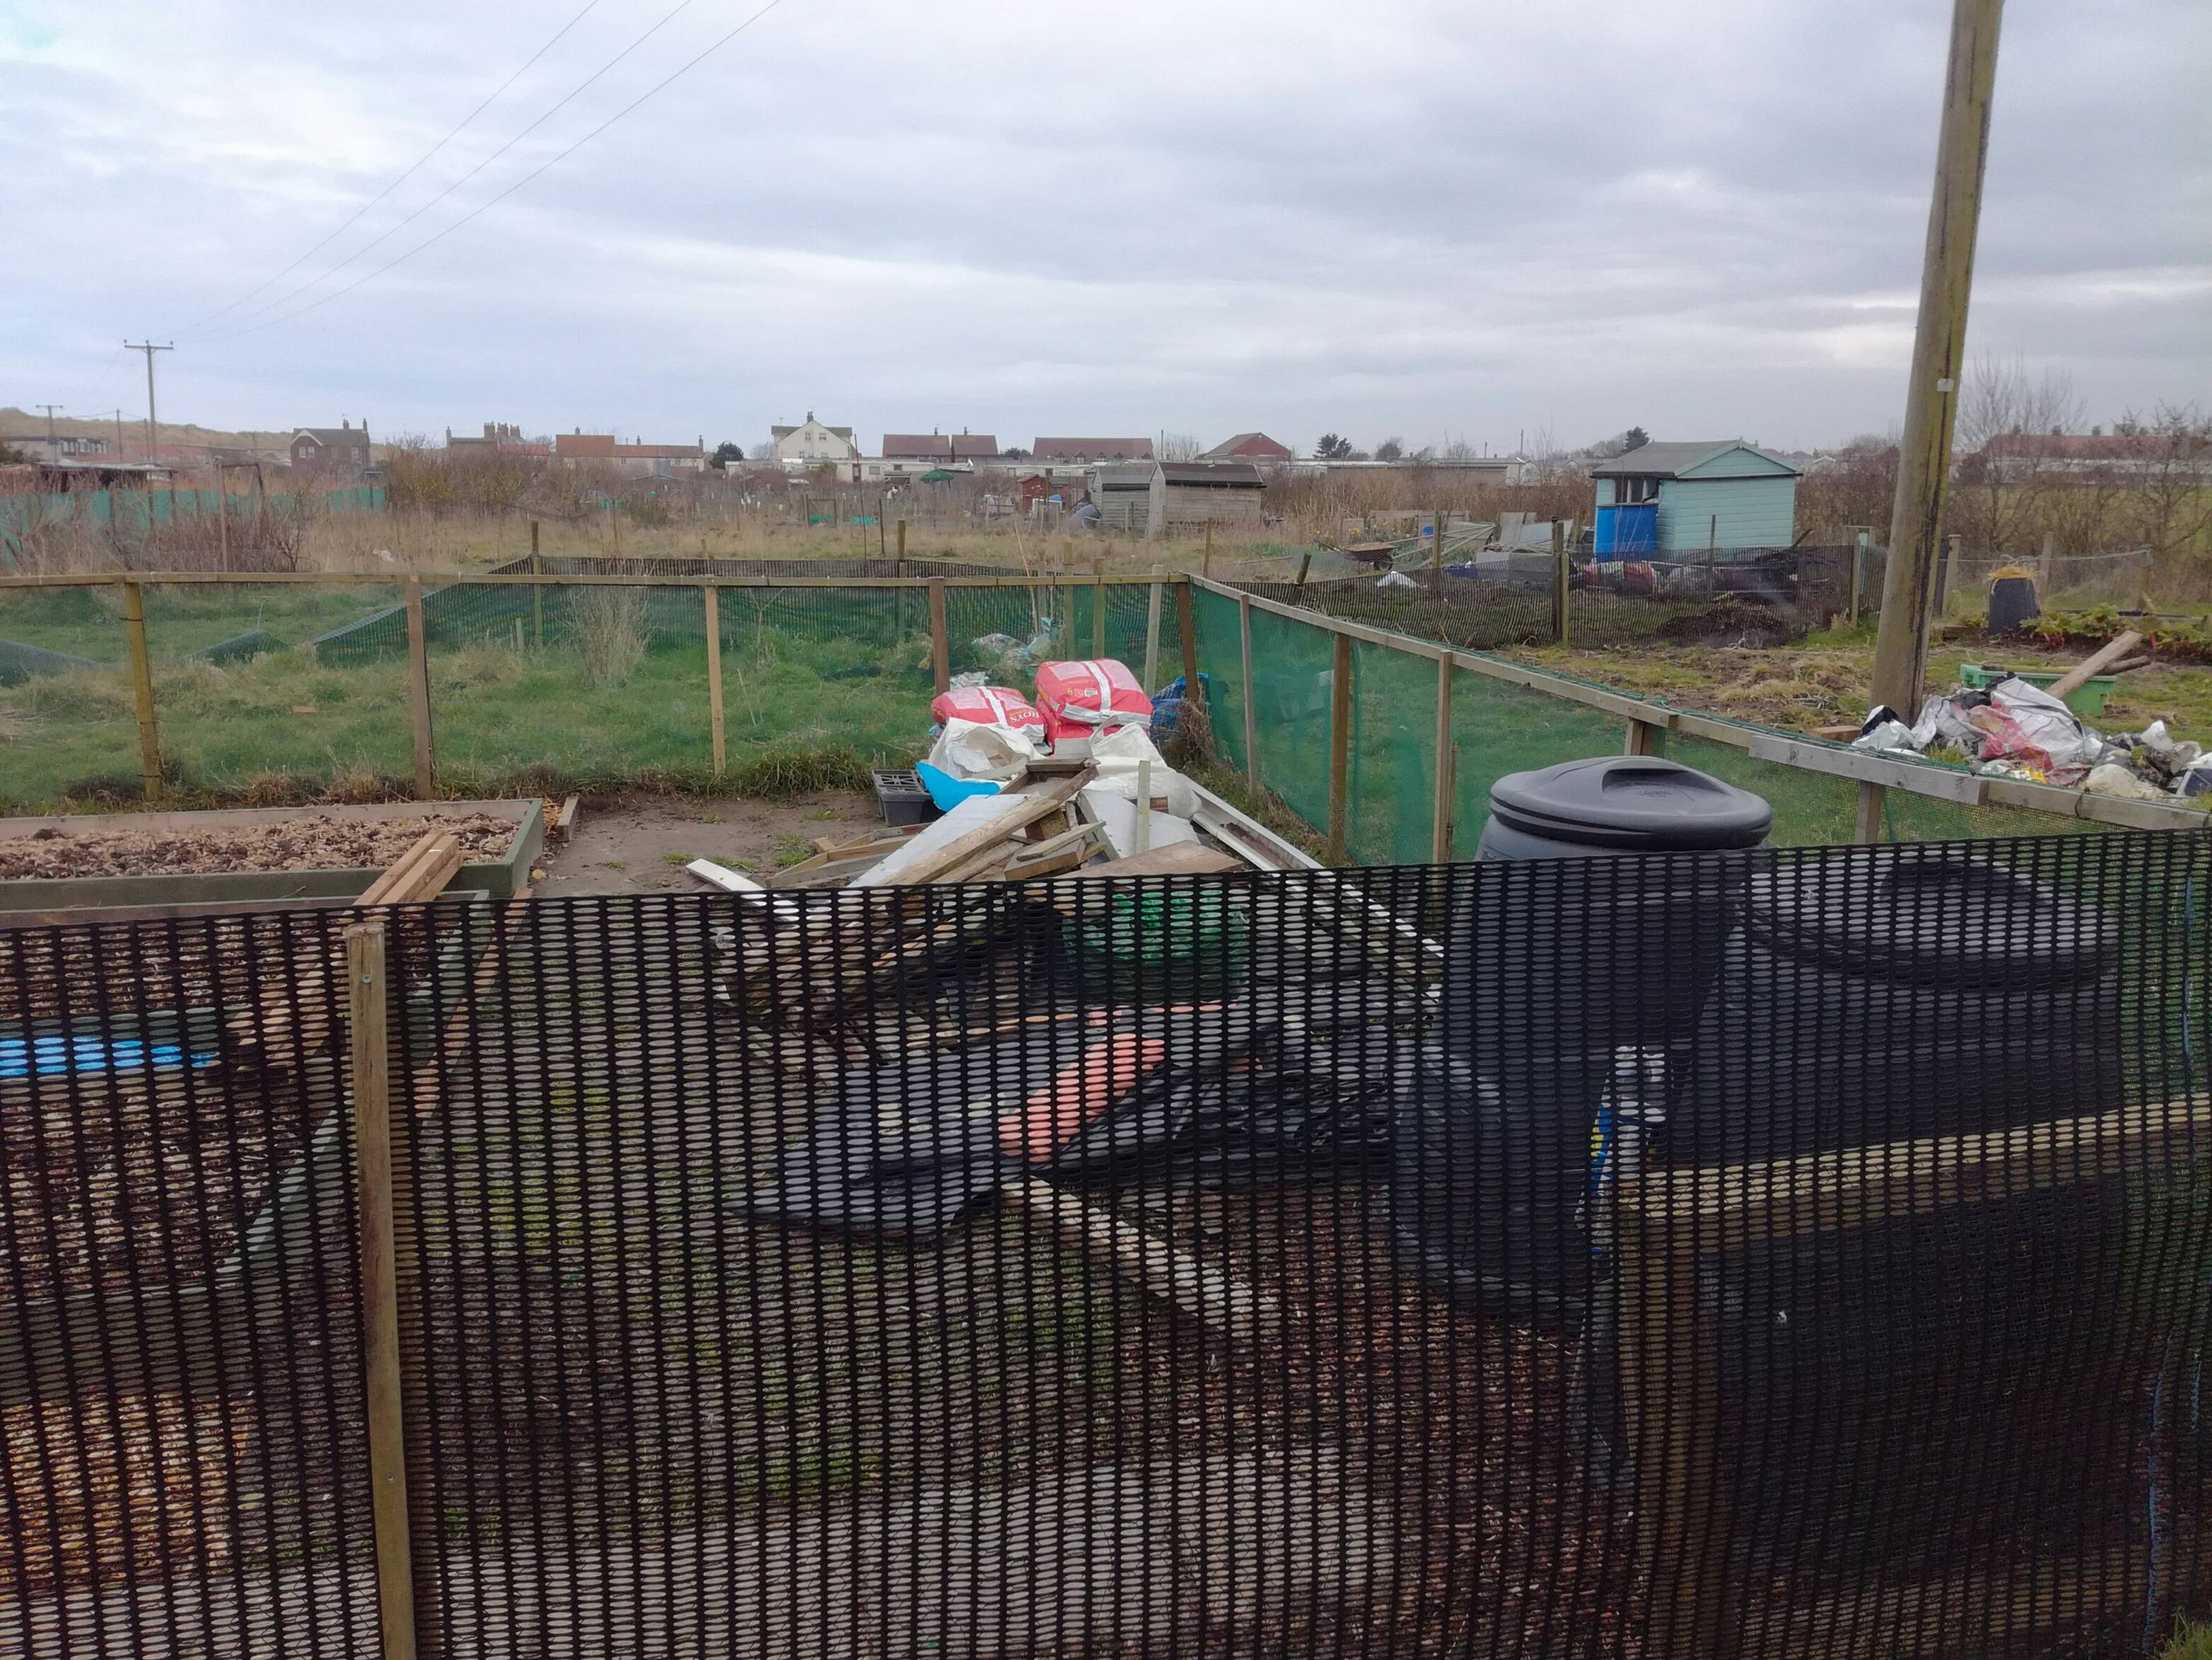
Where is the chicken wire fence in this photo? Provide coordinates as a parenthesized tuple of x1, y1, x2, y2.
(3, 831, 2211, 1658)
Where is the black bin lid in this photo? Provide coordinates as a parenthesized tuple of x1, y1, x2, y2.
(1487, 757, 1772, 851)
(1745, 854, 2119, 987)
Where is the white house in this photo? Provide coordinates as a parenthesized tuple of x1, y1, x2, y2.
(772, 414, 859, 469)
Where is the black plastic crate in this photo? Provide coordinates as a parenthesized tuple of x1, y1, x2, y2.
(871, 767, 941, 826)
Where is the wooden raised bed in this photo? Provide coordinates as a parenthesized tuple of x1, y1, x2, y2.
(0, 798, 543, 923)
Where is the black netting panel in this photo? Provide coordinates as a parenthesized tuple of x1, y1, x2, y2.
(6, 830, 2211, 1657)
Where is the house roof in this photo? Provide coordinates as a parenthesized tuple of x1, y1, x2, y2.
(556, 433, 618, 458)
(883, 433, 999, 458)
(1162, 462, 1264, 486)
(1035, 437, 1154, 462)
(293, 426, 371, 448)
(615, 442, 703, 460)
(1589, 439, 1799, 479)
(772, 423, 854, 439)
(1200, 432, 1292, 460)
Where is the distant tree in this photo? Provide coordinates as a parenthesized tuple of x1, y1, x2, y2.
(1313, 433, 1353, 460)
(1001, 446, 1029, 461)
(1374, 437, 1405, 463)
(0, 440, 29, 465)
(1345, 448, 1371, 462)
(711, 441, 744, 471)
(1623, 426, 1650, 451)
(1440, 439, 1483, 462)
(746, 440, 775, 461)
(1158, 433, 1203, 461)
(1407, 445, 1437, 464)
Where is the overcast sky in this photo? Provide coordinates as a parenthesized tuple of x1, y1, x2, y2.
(2, 0, 2206, 456)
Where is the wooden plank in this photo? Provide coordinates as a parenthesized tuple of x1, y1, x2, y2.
(555, 795, 580, 841)
(1630, 1094, 2212, 1241)
(119, 576, 164, 802)
(1746, 732, 1985, 804)
(1143, 567, 1163, 691)
(1855, 780, 1886, 844)
(2047, 629, 2143, 698)
(1614, 1218, 1735, 1659)
(1326, 632, 1351, 864)
(346, 923, 418, 1660)
(1052, 841, 1240, 881)
(1432, 653, 1455, 862)
(999, 1179, 1278, 1343)
(1176, 581, 1202, 708)
(703, 584, 727, 775)
(1239, 592, 1259, 792)
(892, 774, 1092, 887)
(403, 578, 434, 800)
(358, 830, 446, 907)
(928, 578, 950, 696)
(1980, 774, 2205, 831)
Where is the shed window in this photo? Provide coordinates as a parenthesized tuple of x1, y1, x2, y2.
(1615, 475, 1660, 504)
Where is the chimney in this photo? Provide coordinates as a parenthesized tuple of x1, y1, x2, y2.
(341, 418, 349, 429)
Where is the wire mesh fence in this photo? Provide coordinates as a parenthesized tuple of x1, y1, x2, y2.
(3, 831, 2210, 1656)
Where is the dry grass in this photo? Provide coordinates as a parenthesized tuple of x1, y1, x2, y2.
(572, 583, 650, 685)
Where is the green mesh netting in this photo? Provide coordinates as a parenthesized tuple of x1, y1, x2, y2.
(1348, 639, 1438, 866)
(1191, 588, 1245, 772)
(0, 589, 141, 811)
(1445, 668, 1626, 858)
(1244, 604, 1338, 834)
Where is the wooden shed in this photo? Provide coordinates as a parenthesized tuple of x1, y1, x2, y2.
(1089, 464, 1157, 532)
(1157, 462, 1266, 535)
(1589, 439, 1799, 552)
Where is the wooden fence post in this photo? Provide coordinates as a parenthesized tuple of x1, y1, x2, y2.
(894, 519, 908, 637)
(404, 578, 435, 800)
(1295, 550, 1313, 591)
(1144, 566, 1163, 691)
(1432, 504, 1446, 594)
(1552, 520, 1571, 649)
(1327, 630, 1352, 864)
(348, 922, 420, 1660)
(2037, 530, 2054, 600)
(1938, 532, 1959, 617)
(119, 576, 165, 802)
(1432, 652, 1455, 862)
(1848, 529, 1868, 624)
(1238, 592, 1259, 791)
(1176, 580, 1202, 709)
(1855, 781, 1887, 844)
(703, 584, 726, 776)
(928, 578, 950, 696)
(1092, 558, 1108, 658)
(529, 520, 543, 648)
(1203, 521, 1213, 579)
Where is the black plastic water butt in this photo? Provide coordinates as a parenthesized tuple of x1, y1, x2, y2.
(1394, 756, 1772, 1322)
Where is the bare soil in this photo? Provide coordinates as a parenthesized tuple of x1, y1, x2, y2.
(534, 788, 880, 897)
(0, 811, 516, 880)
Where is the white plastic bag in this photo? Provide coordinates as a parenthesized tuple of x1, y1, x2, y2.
(1086, 724, 1198, 818)
(925, 717, 1038, 784)
(1984, 678, 2104, 772)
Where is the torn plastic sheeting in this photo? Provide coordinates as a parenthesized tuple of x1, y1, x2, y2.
(926, 717, 1040, 785)
(739, 1003, 1407, 1239)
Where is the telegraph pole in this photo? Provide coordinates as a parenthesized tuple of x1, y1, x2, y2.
(36, 404, 63, 456)
(123, 341, 174, 464)
(1869, 0, 2005, 718)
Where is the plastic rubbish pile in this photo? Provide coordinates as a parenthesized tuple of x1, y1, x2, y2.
(1854, 675, 2211, 800)
(687, 651, 1443, 1240)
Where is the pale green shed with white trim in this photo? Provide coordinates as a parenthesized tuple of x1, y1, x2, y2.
(1590, 439, 1800, 553)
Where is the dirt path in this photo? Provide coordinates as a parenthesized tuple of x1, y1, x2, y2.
(534, 789, 879, 897)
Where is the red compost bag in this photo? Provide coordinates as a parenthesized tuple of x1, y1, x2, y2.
(1033, 658, 1152, 729)
(930, 684, 1046, 738)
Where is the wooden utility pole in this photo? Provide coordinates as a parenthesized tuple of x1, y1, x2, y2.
(119, 577, 163, 801)
(122, 341, 172, 462)
(1870, 0, 2005, 718)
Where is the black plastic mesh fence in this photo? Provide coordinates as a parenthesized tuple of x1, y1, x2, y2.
(5, 830, 2212, 1656)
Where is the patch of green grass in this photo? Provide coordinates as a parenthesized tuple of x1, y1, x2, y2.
(600, 858, 629, 872)
(771, 833, 813, 867)
(661, 851, 691, 867)
(2162, 1623, 2212, 1660)
(803, 806, 841, 821)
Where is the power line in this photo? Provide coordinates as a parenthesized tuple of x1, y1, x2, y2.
(203, 0, 706, 340)
(213, 0, 787, 342)
(182, 0, 603, 336)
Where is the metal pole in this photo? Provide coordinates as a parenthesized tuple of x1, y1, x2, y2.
(928, 578, 950, 695)
(216, 464, 231, 573)
(120, 577, 163, 801)
(529, 520, 543, 647)
(1871, 0, 2005, 718)
(347, 923, 420, 1660)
